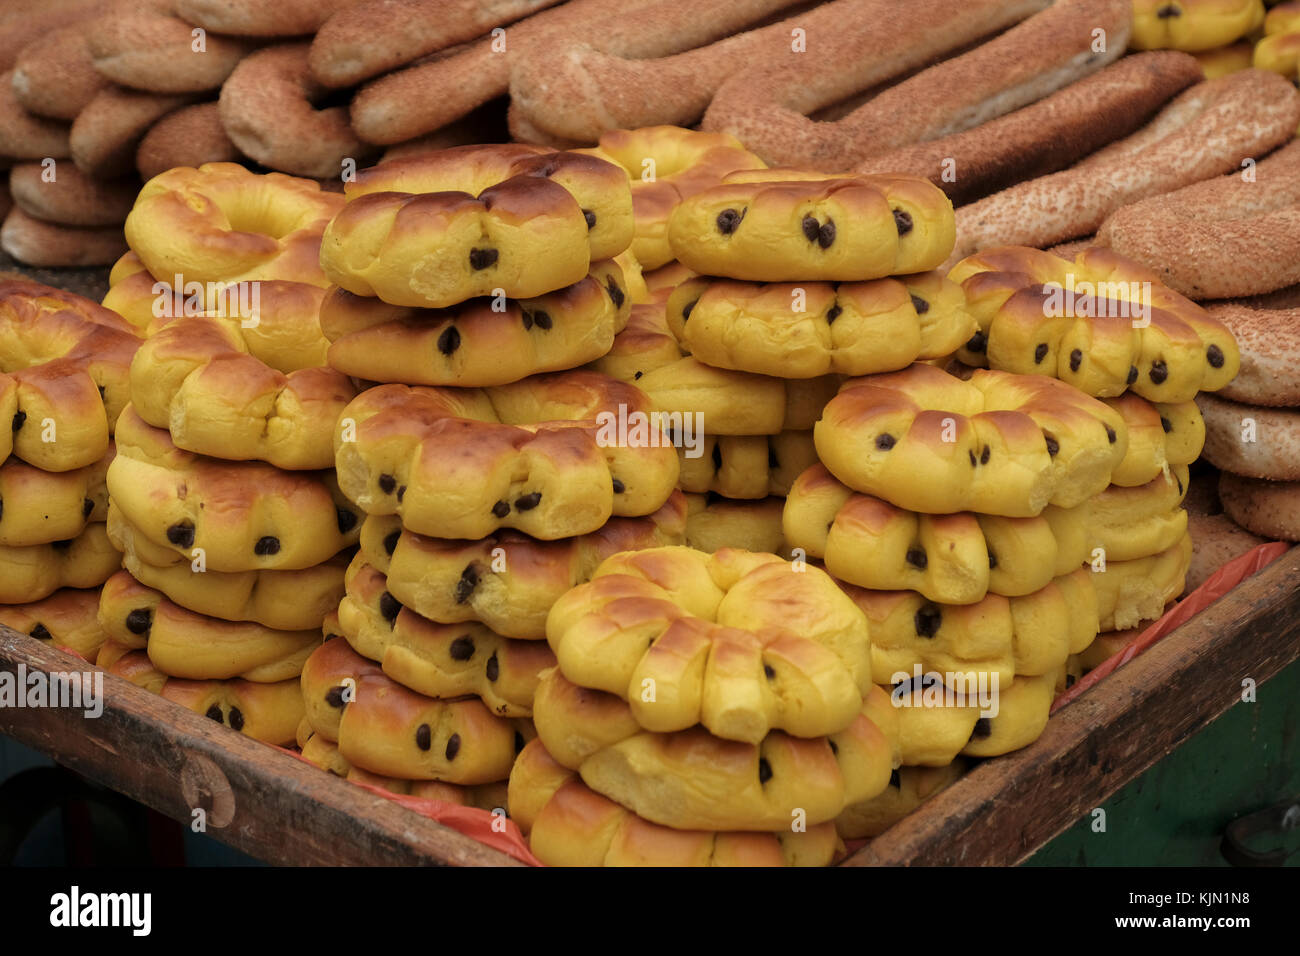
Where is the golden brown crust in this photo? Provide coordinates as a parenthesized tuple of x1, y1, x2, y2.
(0, 587, 106, 662)
(178, 0, 357, 36)
(70, 86, 193, 178)
(135, 102, 239, 181)
(0, 522, 120, 604)
(8, 162, 136, 227)
(0, 444, 111, 546)
(87, 0, 252, 94)
(1208, 300, 1300, 406)
(11, 23, 109, 121)
(1198, 392, 1300, 481)
(0, 207, 128, 267)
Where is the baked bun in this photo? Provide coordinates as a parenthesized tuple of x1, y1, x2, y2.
(333, 372, 680, 540)
(1104, 391, 1205, 487)
(960, 669, 1059, 758)
(98, 570, 320, 681)
(785, 464, 1089, 604)
(950, 245, 1240, 402)
(591, 295, 839, 434)
(0, 588, 106, 662)
(136, 102, 241, 182)
(533, 666, 895, 831)
(1132, 0, 1266, 51)
(0, 208, 128, 267)
(11, 24, 109, 121)
(815, 363, 1128, 516)
(665, 269, 975, 378)
(336, 557, 556, 716)
(1208, 301, 1300, 406)
(887, 674, 980, 766)
(108, 406, 362, 572)
(842, 567, 1098, 686)
(300, 637, 527, 783)
(0, 522, 120, 604)
(129, 282, 357, 470)
(679, 431, 817, 499)
(1094, 533, 1193, 630)
(0, 445, 110, 546)
(1185, 510, 1268, 593)
(87, 0, 252, 93)
(322, 146, 634, 308)
(547, 546, 872, 742)
(0, 280, 140, 471)
(575, 127, 766, 270)
(321, 259, 631, 387)
(124, 163, 343, 287)
(1219, 471, 1300, 540)
(8, 162, 136, 227)
(509, 739, 843, 867)
(1198, 392, 1300, 480)
(357, 492, 685, 640)
(685, 494, 787, 556)
(668, 174, 955, 282)
(836, 760, 966, 840)
(1088, 465, 1190, 561)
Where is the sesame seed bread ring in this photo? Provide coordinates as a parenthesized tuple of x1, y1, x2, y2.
(321, 259, 631, 387)
(333, 372, 680, 540)
(0, 444, 111, 547)
(1208, 301, 1300, 406)
(0, 0, 102, 73)
(1088, 465, 1190, 562)
(108, 406, 362, 572)
(107, 512, 349, 631)
(135, 102, 240, 182)
(784, 464, 1090, 605)
(950, 246, 1241, 403)
(0, 279, 141, 471)
(98, 570, 321, 682)
(1132, 0, 1266, 50)
(842, 568, 1097, 688)
(1198, 392, 1300, 480)
(300, 637, 525, 783)
(678, 431, 818, 499)
(836, 760, 967, 840)
(684, 494, 786, 557)
(129, 284, 358, 470)
(322, 146, 633, 307)
(590, 297, 839, 435)
(0, 588, 107, 662)
(959, 669, 1059, 758)
(87, 0, 252, 93)
(99, 643, 306, 744)
(356, 492, 686, 640)
(218, 43, 376, 180)
(177, 0, 358, 36)
(1253, 31, 1300, 76)
(1104, 392, 1205, 487)
(124, 163, 343, 287)
(1185, 510, 1269, 593)
(69, 87, 193, 179)
(1219, 472, 1300, 541)
(1094, 533, 1192, 631)
(574, 127, 765, 270)
(667, 175, 955, 282)
(336, 557, 556, 717)
(509, 739, 844, 867)
(8, 162, 136, 228)
(0, 208, 128, 267)
(0, 70, 70, 159)
(545, 545, 872, 743)
(665, 269, 975, 378)
(815, 364, 1128, 517)
(532, 666, 895, 831)
(0, 522, 120, 604)
(11, 24, 109, 121)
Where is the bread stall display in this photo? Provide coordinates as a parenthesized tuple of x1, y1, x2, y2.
(0, 0, 1297, 874)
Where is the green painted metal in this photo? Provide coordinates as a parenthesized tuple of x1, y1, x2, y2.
(1026, 656, 1300, 866)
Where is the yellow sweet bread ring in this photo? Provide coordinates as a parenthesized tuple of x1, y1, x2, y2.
(784, 464, 1089, 604)
(98, 571, 321, 682)
(1093, 532, 1192, 631)
(509, 739, 843, 867)
(546, 546, 872, 743)
(679, 431, 818, 499)
(1088, 464, 1189, 562)
(591, 295, 839, 434)
(842, 567, 1098, 686)
(1266, 1, 1300, 35)
(357, 492, 685, 641)
(129, 281, 358, 470)
(0, 588, 107, 662)
(668, 175, 956, 282)
(336, 556, 556, 717)
(299, 637, 526, 783)
(0, 522, 120, 604)
(108, 406, 362, 573)
(321, 260, 631, 387)
(533, 666, 895, 831)
(1254, 30, 1300, 77)
(836, 760, 967, 840)
(950, 246, 1240, 403)
(664, 269, 975, 378)
(1, 280, 141, 472)
(685, 494, 787, 557)
(323, 145, 634, 308)
(815, 363, 1128, 517)
(575, 126, 767, 271)
(1104, 392, 1204, 487)
(334, 371, 680, 541)
(0, 444, 111, 547)
(1132, 0, 1266, 51)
